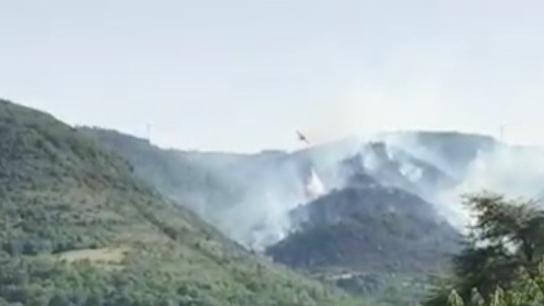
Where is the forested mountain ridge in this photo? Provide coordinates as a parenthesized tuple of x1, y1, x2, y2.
(0, 99, 362, 306)
(81, 127, 315, 248)
(78, 127, 246, 218)
(267, 180, 460, 273)
(81, 118, 544, 306)
(81, 127, 465, 305)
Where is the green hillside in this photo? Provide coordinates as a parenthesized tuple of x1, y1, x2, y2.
(0, 99, 362, 306)
(78, 127, 246, 221)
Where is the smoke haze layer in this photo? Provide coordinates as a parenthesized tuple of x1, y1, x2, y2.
(85, 128, 544, 249)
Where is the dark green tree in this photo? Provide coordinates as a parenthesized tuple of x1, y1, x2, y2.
(426, 193, 544, 305)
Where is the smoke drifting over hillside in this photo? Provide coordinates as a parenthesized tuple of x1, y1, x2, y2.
(435, 145, 544, 227)
(456, 146, 544, 197)
(86, 128, 544, 250)
(240, 133, 544, 249)
(376, 133, 544, 228)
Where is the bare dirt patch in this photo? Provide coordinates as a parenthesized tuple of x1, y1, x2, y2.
(56, 247, 129, 264)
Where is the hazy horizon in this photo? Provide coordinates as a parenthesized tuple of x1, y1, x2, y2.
(2, 1, 544, 152)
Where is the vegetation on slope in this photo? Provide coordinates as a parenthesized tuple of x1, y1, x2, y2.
(267, 178, 460, 273)
(78, 127, 245, 217)
(82, 128, 466, 305)
(80, 128, 304, 247)
(0, 99, 362, 306)
(265, 172, 460, 306)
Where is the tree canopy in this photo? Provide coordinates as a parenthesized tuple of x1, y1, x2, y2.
(426, 193, 544, 306)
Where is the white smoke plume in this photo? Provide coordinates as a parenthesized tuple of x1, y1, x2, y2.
(183, 132, 544, 250)
(377, 133, 544, 229)
(435, 145, 544, 228)
(305, 168, 327, 200)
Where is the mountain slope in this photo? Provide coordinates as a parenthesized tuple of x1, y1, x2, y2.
(379, 131, 497, 179)
(81, 128, 318, 248)
(343, 142, 456, 198)
(263, 173, 461, 305)
(267, 176, 460, 273)
(78, 127, 245, 217)
(0, 99, 361, 306)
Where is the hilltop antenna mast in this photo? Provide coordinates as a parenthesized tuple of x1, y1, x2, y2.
(146, 123, 152, 143)
(500, 124, 507, 142)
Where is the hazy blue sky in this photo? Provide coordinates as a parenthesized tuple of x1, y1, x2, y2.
(1, 0, 544, 152)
